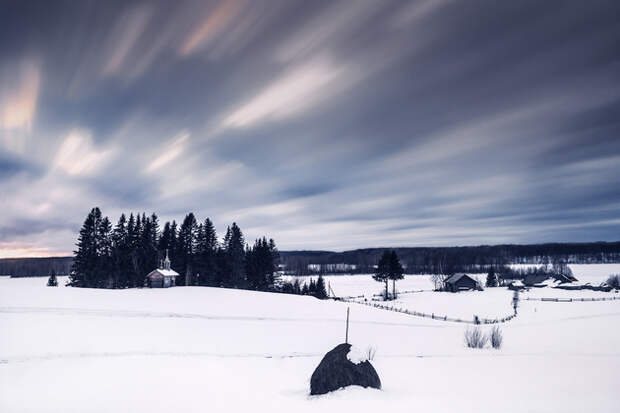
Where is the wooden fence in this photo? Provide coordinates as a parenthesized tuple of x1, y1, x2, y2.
(371, 289, 431, 298)
(339, 296, 517, 325)
(524, 296, 620, 303)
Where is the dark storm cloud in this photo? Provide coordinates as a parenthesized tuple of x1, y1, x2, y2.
(0, 0, 619, 256)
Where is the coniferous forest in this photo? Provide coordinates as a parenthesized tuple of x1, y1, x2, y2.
(69, 207, 281, 291)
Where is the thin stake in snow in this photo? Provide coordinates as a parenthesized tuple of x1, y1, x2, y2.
(345, 307, 350, 344)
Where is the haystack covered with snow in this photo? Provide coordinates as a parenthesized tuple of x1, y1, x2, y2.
(310, 343, 381, 395)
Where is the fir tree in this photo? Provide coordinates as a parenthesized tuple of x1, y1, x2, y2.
(292, 278, 301, 294)
(111, 214, 129, 288)
(70, 207, 102, 287)
(373, 250, 391, 300)
(47, 269, 58, 287)
(195, 218, 218, 286)
(177, 213, 197, 286)
(486, 267, 498, 287)
(96, 216, 113, 288)
(388, 250, 404, 299)
(224, 222, 245, 288)
(70, 207, 112, 288)
(315, 274, 327, 299)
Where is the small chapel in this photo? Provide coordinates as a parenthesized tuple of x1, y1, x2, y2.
(146, 250, 179, 288)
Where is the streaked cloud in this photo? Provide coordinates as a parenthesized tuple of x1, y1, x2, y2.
(222, 57, 350, 128)
(53, 129, 115, 176)
(146, 131, 190, 173)
(0, 0, 619, 257)
(102, 4, 153, 77)
(0, 60, 40, 133)
(180, 0, 244, 57)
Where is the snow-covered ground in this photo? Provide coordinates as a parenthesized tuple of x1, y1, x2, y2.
(1, 267, 620, 412)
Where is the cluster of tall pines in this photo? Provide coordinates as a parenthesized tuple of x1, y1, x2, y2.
(69, 207, 279, 290)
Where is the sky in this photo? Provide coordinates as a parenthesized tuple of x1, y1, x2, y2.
(0, 0, 619, 257)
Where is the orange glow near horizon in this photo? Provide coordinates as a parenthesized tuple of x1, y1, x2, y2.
(0, 246, 71, 259)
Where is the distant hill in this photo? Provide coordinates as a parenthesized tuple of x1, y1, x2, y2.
(4, 241, 619, 277)
(279, 241, 620, 275)
(0, 256, 73, 277)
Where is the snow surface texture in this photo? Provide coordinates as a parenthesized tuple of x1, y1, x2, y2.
(1, 264, 619, 413)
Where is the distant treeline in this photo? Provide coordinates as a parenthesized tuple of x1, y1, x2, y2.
(0, 257, 72, 277)
(5, 241, 620, 278)
(280, 242, 620, 275)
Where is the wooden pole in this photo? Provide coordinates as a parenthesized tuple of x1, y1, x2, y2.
(345, 307, 350, 344)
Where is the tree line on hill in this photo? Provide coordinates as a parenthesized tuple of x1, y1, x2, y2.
(69, 207, 280, 291)
(280, 242, 620, 275)
(0, 257, 72, 278)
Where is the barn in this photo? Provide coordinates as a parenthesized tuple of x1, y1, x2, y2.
(146, 251, 178, 288)
(444, 273, 480, 292)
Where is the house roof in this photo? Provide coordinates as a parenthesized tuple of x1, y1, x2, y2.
(148, 268, 179, 278)
(445, 273, 474, 284)
(523, 274, 549, 286)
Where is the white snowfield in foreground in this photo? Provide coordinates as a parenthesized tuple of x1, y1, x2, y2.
(1, 268, 619, 413)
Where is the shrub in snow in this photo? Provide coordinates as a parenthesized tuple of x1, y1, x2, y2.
(464, 327, 487, 349)
(490, 326, 503, 349)
(605, 274, 620, 290)
(366, 346, 377, 362)
(310, 343, 381, 395)
(47, 271, 58, 287)
(486, 268, 499, 287)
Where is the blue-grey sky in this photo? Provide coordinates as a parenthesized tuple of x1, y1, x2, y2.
(1, 0, 619, 257)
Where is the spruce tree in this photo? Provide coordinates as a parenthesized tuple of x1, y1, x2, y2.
(196, 218, 218, 286)
(96, 216, 113, 288)
(373, 251, 391, 300)
(111, 214, 129, 288)
(315, 274, 327, 299)
(70, 207, 101, 287)
(47, 269, 58, 287)
(224, 222, 245, 288)
(177, 213, 197, 286)
(486, 267, 498, 287)
(388, 250, 404, 299)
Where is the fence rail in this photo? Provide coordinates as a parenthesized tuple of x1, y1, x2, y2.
(339, 296, 517, 325)
(371, 289, 431, 297)
(525, 296, 620, 302)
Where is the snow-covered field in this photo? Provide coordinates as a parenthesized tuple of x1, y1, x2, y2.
(1, 265, 620, 412)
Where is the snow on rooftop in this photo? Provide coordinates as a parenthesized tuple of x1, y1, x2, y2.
(151, 268, 179, 277)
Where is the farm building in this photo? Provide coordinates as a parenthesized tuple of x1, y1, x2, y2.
(444, 273, 480, 292)
(146, 251, 178, 288)
(523, 274, 549, 287)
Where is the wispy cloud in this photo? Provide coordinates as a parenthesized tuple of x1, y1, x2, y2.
(53, 129, 115, 176)
(0, 60, 40, 139)
(179, 0, 245, 57)
(146, 131, 190, 173)
(221, 57, 351, 128)
(0, 0, 619, 257)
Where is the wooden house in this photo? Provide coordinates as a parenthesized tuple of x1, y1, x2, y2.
(444, 273, 480, 292)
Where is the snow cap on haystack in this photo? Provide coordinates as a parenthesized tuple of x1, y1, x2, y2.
(310, 343, 381, 395)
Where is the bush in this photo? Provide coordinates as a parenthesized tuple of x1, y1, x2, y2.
(366, 346, 377, 361)
(47, 271, 58, 287)
(606, 274, 620, 289)
(490, 326, 503, 349)
(464, 327, 487, 348)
